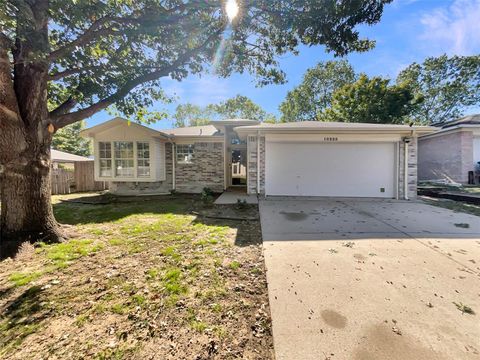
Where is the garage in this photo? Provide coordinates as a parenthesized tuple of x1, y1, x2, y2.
(265, 140, 396, 198)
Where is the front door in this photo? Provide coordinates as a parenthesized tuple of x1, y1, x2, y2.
(231, 149, 247, 186)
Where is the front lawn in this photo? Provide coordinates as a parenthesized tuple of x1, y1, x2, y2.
(0, 193, 273, 359)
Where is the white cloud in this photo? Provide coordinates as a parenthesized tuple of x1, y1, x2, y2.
(419, 0, 480, 55)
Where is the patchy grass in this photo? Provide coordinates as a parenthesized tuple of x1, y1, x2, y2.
(0, 192, 272, 359)
(420, 196, 480, 217)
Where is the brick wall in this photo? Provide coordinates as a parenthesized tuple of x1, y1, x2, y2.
(110, 141, 224, 195)
(398, 137, 418, 200)
(175, 142, 224, 193)
(418, 131, 473, 183)
(247, 135, 265, 194)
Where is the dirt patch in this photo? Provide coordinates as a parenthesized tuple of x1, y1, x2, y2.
(0, 193, 273, 359)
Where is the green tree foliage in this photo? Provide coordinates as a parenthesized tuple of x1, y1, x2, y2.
(280, 60, 356, 122)
(397, 54, 480, 124)
(0, 0, 392, 242)
(173, 95, 275, 127)
(52, 121, 91, 157)
(324, 74, 420, 124)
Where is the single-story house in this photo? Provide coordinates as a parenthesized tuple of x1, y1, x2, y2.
(51, 148, 91, 169)
(418, 114, 480, 184)
(81, 117, 435, 199)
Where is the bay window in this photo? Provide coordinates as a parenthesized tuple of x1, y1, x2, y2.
(99, 142, 112, 177)
(98, 141, 151, 179)
(137, 142, 150, 177)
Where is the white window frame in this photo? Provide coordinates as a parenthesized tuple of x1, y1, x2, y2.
(136, 141, 151, 178)
(176, 144, 194, 164)
(114, 141, 135, 178)
(98, 142, 112, 177)
(97, 140, 152, 180)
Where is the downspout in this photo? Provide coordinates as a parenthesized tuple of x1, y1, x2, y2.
(257, 131, 260, 195)
(403, 138, 409, 200)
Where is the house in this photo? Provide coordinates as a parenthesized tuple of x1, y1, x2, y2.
(81, 117, 435, 199)
(418, 114, 480, 184)
(51, 148, 91, 169)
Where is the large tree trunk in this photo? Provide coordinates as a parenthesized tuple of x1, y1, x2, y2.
(0, 0, 64, 256)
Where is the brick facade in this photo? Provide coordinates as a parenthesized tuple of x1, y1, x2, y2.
(175, 142, 224, 193)
(418, 131, 474, 184)
(398, 137, 418, 200)
(110, 141, 224, 195)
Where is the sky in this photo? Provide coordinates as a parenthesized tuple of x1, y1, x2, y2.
(86, 0, 480, 130)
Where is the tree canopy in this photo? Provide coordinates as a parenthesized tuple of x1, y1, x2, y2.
(173, 95, 275, 127)
(52, 121, 91, 157)
(279, 60, 356, 122)
(396, 54, 480, 124)
(323, 74, 420, 124)
(1, 0, 393, 128)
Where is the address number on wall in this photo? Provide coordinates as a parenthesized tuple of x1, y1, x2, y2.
(323, 137, 338, 142)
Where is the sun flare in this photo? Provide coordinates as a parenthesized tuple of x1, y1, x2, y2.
(225, 0, 239, 22)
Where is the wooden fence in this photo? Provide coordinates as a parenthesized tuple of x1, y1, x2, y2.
(74, 161, 108, 192)
(51, 168, 74, 195)
(50, 161, 108, 195)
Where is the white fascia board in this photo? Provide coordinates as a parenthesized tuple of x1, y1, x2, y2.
(265, 133, 402, 143)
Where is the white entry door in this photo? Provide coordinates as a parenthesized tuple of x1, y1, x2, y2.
(265, 141, 396, 198)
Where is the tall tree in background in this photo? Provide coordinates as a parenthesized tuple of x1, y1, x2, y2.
(52, 121, 91, 157)
(397, 55, 480, 124)
(173, 104, 213, 128)
(279, 60, 356, 122)
(324, 74, 420, 124)
(0, 0, 392, 246)
(173, 95, 275, 127)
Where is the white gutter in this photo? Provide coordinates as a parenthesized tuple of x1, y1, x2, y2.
(256, 131, 260, 195)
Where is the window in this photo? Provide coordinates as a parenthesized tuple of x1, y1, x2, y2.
(176, 144, 194, 164)
(97, 140, 152, 179)
(137, 142, 150, 177)
(114, 141, 134, 177)
(99, 142, 112, 177)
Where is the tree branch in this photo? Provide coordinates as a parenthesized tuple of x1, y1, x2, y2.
(50, 31, 221, 129)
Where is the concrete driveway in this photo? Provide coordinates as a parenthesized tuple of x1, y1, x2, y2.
(260, 198, 480, 360)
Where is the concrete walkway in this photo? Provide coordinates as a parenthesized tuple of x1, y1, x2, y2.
(214, 191, 258, 205)
(260, 198, 480, 360)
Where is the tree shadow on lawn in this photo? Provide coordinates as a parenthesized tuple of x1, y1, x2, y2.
(0, 285, 46, 354)
(52, 192, 262, 247)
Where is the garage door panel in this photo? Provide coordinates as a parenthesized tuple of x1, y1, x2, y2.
(265, 142, 395, 198)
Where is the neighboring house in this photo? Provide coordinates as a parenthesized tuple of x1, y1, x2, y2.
(418, 114, 480, 184)
(81, 117, 434, 199)
(51, 148, 91, 169)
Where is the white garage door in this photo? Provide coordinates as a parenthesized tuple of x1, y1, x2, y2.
(265, 142, 396, 198)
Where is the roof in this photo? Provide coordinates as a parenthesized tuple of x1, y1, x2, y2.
(161, 125, 220, 137)
(234, 121, 436, 134)
(51, 149, 91, 162)
(210, 119, 260, 126)
(435, 114, 480, 129)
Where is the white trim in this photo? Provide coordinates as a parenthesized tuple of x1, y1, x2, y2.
(265, 133, 402, 143)
(257, 131, 260, 195)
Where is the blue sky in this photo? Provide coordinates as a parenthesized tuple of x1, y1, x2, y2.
(87, 0, 480, 130)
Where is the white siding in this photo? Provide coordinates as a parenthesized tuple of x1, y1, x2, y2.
(92, 123, 166, 182)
